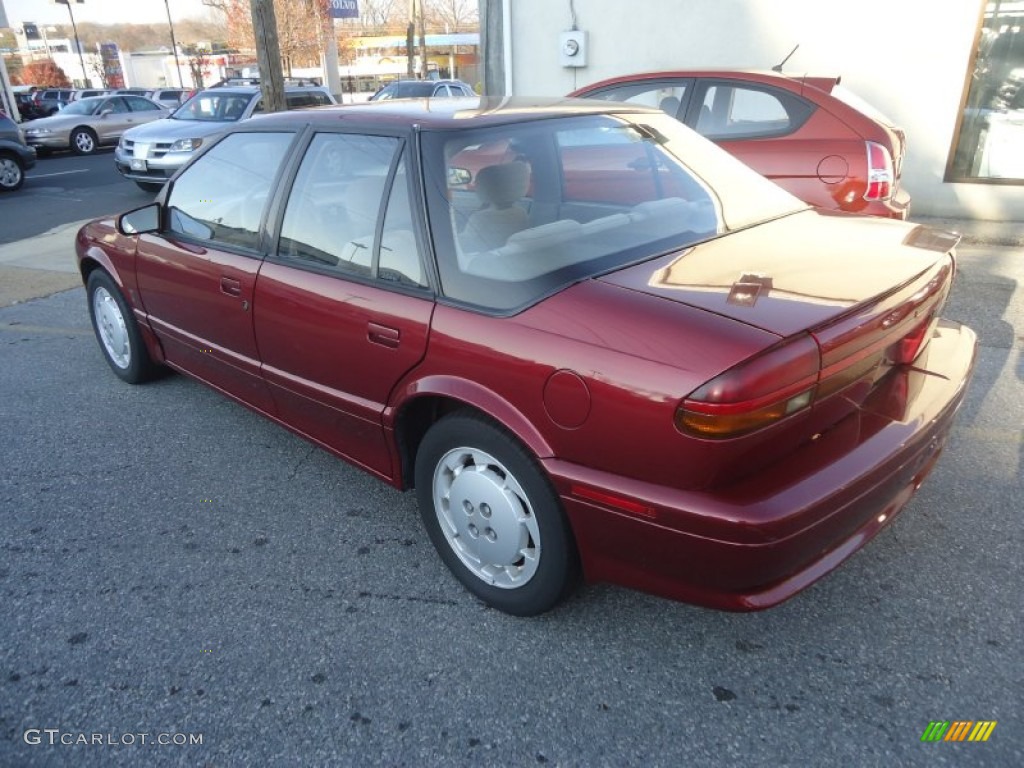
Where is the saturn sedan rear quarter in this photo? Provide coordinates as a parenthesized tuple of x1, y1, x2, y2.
(75, 97, 976, 616)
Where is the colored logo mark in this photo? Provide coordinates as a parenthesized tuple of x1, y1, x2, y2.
(921, 721, 997, 742)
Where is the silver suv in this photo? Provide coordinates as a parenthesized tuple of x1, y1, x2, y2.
(114, 84, 336, 192)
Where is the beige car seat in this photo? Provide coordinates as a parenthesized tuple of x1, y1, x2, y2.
(460, 162, 530, 252)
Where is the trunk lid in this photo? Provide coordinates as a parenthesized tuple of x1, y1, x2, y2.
(598, 209, 955, 337)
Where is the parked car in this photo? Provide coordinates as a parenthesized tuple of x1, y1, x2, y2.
(0, 112, 37, 191)
(31, 88, 75, 116)
(571, 70, 911, 219)
(77, 98, 976, 616)
(146, 88, 191, 110)
(369, 78, 475, 100)
(114, 84, 336, 192)
(13, 93, 46, 121)
(71, 88, 113, 101)
(21, 95, 169, 155)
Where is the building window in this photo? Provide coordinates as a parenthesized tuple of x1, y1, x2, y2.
(947, 1, 1024, 183)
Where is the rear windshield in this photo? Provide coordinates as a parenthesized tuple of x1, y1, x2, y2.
(423, 112, 803, 312)
(397, 82, 435, 98)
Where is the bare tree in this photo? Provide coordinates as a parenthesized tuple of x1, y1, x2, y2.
(426, 0, 478, 32)
(217, 0, 326, 72)
(88, 56, 110, 89)
(182, 44, 212, 89)
(358, 0, 403, 30)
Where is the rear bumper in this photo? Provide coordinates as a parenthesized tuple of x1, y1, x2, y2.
(544, 320, 976, 610)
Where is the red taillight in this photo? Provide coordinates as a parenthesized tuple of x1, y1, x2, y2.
(676, 335, 820, 439)
(865, 141, 893, 201)
(894, 317, 932, 364)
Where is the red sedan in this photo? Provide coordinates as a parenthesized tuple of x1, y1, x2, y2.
(571, 70, 911, 219)
(76, 98, 975, 615)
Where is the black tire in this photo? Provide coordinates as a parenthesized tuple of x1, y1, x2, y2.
(415, 412, 579, 616)
(134, 181, 164, 194)
(70, 127, 98, 155)
(86, 270, 161, 384)
(0, 153, 25, 192)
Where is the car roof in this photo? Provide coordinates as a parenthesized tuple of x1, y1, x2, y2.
(574, 69, 842, 94)
(245, 96, 657, 131)
(193, 85, 330, 97)
(388, 78, 469, 85)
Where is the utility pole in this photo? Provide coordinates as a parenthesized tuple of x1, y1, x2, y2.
(55, 0, 88, 88)
(250, 0, 286, 112)
(479, 0, 506, 97)
(406, 0, 415, 78)
(312, 0, 341, 100)
(163, 0, 185, 88)
(417, 0, 426, 78)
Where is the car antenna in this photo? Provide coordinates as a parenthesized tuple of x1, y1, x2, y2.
(772, 44, 799, 73)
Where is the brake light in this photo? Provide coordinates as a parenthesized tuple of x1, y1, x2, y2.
(894, 316, 932, 364)
(676, 335, 820, 439)
(865, 141, 893, 201)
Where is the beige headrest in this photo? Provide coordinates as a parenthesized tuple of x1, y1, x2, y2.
(474, 162, 529, 208)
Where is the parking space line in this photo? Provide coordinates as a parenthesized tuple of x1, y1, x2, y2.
(0, 322, 92, 336)
(28, 169, 91, 179)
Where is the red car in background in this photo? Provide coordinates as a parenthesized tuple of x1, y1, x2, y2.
(571, 70, 910, 219)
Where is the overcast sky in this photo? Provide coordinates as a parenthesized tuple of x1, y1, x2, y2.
(3, 0, 217, 28)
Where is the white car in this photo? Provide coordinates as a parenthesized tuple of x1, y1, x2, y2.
(115, 85, 336, 192)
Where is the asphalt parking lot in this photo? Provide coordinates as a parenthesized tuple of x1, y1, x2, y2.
(0, 151, 1021, 767)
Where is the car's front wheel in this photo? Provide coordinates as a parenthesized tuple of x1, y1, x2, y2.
(86, 270, 160, 384)
(71, 127, 97, 155)
(415, 413, 579, 616)
(0, 153, 24, 191)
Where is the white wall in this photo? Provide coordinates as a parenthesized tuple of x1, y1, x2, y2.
(507, 0, 1023, 221)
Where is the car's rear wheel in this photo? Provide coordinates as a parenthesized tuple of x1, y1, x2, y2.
(0, 153, 24, 191)
(86, 270, 160, 384)
(415, 413, 579, 616)
(71, 127, 98, 155)
(135, 181, 164, 194)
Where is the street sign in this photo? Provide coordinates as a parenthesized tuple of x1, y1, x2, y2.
(328, 0, 359, 19)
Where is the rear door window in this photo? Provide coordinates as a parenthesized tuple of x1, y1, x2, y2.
(276, 133, 425, 287)
(688, 81, 814, 140)
(125, 95, 162, 112)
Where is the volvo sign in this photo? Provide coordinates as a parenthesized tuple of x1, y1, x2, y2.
(328, 0, 359, 19)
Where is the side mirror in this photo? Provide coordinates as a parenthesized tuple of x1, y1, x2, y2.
(447, 167, 472, 186)
(118, 203, 160, 235)
(100, 109, 113, 117)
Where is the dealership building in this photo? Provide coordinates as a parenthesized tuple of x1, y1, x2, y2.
(495, 0, 1023, 221)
